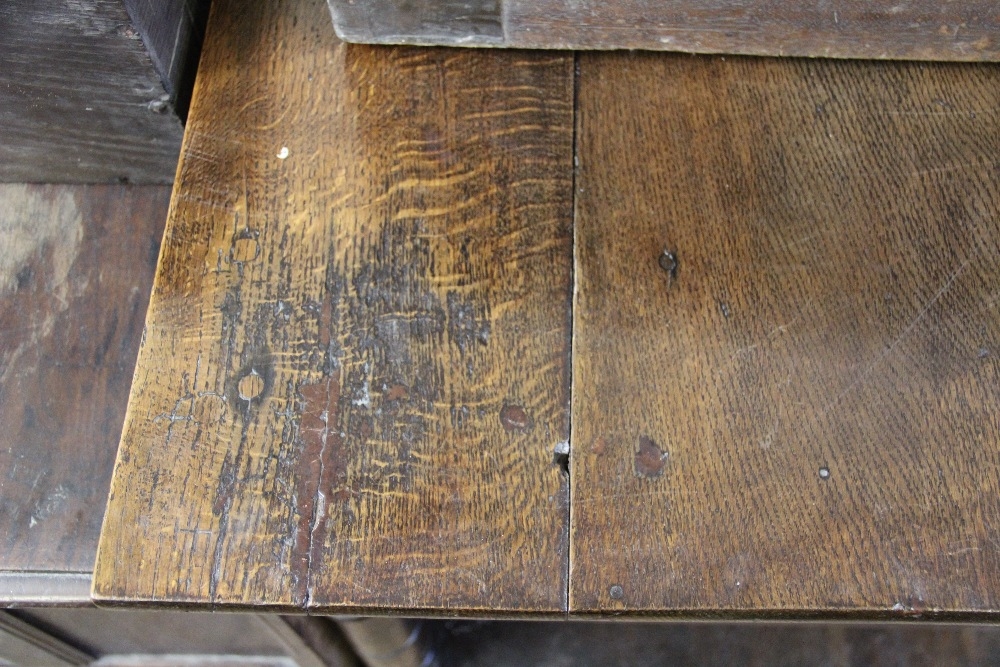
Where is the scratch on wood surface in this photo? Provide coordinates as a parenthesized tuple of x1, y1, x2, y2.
(821, 259, 970, 416)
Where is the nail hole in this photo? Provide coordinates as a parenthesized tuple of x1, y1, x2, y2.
(238, 371, 265, 401)
(658, 249, 678, 280)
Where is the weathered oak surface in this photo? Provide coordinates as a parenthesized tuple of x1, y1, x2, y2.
(328, 0, 1000, 61)
(0, 184, 168, 599)
(93, 0, 573, 613)
(570, 53, 1000, 617)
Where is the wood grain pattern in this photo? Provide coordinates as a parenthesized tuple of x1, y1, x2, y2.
(93, 0, 573, 614)
(571, 53, 1000, 618)
(327, 0, 1000, 61)
(0, 1, 185, 184)
(0, 185, 168, 591)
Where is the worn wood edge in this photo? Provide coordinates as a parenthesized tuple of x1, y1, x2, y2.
(337, 39, 1000, 63)
(89, 592, 568, 618)
(0, 571, 94, 607)
(325, 1, 1000, 62)
(88, 592, 306, 614)
(309, 604, 569, 620)
(90, 3, 213, 603)
(327, 35, 1000, 62)
(567, 608, 1000, 623)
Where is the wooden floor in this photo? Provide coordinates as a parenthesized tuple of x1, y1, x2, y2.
(92, 0, 1000, 618)
(0, 184, 168, 603)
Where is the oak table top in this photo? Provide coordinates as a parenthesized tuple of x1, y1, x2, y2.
(94, 0, 1000, 618)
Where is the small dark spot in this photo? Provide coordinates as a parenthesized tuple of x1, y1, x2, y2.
(499, 403, 533, 433)
(609, 584, 624, 600)
(117, 175, 130, 185)
(719, 301, 731, 318)
(552, 441, 570, 474)
(978, 347, 990, 359)
(658, 249, 678, 280)
(15, 264, 33, 291)
(635, 436, 668, 478)
(22, 406, 37, 429)
(819, 466, 831, 480)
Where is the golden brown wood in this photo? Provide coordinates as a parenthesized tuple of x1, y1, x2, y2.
(571, 53, 1000, 618)
(0, 185, 167, 595)
(93, 0, 573, 613)
(327, 0, 1000, 62)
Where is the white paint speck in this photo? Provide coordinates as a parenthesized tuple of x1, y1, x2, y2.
(554, 440, 570, 456)
(29, 517, 37, 528)
(352, 379, 372, 408)
(277, 146, 289, 160)
(892, 602, 906, 611)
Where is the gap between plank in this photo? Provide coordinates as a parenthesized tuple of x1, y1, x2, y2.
(565, 50, 581, 617)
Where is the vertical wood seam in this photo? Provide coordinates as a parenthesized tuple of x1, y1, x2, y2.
(565, 50, 581, 617)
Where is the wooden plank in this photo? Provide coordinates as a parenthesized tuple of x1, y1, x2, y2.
(571, 53, 1000, 618)
(0, 1, 183, 183)
(327, 0, 1000, 61)
(0, 185, 168, 599)
(93, 0, 573, 614)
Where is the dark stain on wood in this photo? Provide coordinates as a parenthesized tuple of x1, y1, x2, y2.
(499, 404, 533, 433)
(634, 436, 668, 479)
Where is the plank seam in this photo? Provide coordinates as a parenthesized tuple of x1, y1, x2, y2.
(565, 50, 581, 617)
